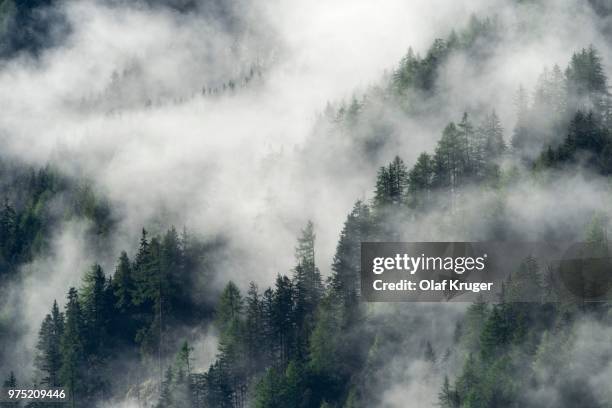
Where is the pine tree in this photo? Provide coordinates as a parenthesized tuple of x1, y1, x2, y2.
(113, 251, 134, 312)
(506, 256, 541, 302)
(511, 86, 530, 152)
(462, 297, 489, 352)
(245, 282, 265, 373)
(177, 341, 193, 377)
(308, 296, 342, 377)
(331, 201, 372, 309)
(458, 112, 476, 177)
(477, 110, 505, 179)
(60, 288, 86, 407)
(3, 372, 16, 387)
(0, 200, 17, 266)
(160, 227, 184, 322)
(216, 281, 243, 332)
(172, 341, 194, 408)
(424, 341, 436, 363)
(434, 122, 466, 211)
(254, 368, 283, 408)
(374, 166, 391, 207)
(158, 367, 174, 408)
(387, 156, 409, 205)
(273, 275, 294, 365)
(439, 375, 459, 408)
(566, 46, 608, 114)
(35, 300, 64, 387)
(455, 354, 480, 404)
(482, 110, 505, 159)
(1, 372, 17, 408)
(293, 221, 323, 359)
(81, 264, 109, 354)
(215, 282, 247, 406)
(407, 153, 434, 208)
(480, 304, 515, 360)
(261, 287, 277, 365)
(374, 156, 409, 207)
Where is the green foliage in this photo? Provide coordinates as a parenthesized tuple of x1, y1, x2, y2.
(439, 375, 460, 408)
(331, 201, 372, 310)
(60, 288, 86, 404)
(374, 156, 409, 208)
(391, 15, 499, 97)
(35, 300, 64, 387)
(216, 281, 243, 332)
(16, 26, 612, 408)
(566, 46, 608, 112)
(0, 163, 114, 279)
(535, 110, 612, 173)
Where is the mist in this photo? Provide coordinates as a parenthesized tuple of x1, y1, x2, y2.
(2, 0, 612, 406)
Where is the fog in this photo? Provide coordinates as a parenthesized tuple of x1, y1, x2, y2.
(2, 0, 612, 405)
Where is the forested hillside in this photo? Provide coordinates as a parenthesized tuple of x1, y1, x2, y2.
(2, 1, 612, 407)
(6, 30, 612, 406)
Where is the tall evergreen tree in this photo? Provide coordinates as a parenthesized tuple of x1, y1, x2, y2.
(511, 86, 531, 153)
(35, 300, 64, 387)
(273, 275, 294, 365)
(113, 251, 134, 312)
(374, 156, 409, 207)
(458, 112, 476, 177)
(1, 372, 17, 408)
(566, 46, 609, 114)
(81, 264, 109, 354)
(407, 153, 435, 208)
(330, 201, 372, 315)
(60, 288, 86, 407)
(293, 221, 323, 359)
(245, 282, 265, 373)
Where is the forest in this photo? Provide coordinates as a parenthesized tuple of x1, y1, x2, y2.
(2, 0, 612, 407)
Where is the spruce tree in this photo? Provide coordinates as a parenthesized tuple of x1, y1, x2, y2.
(407, 153, 434, 208)
(81, 264, 109, 354)
(511, 86, 530, 152)
(113, 251, 134, 312)
(1, 372, 17, 408)
(60, 288, 86, 407)
(35, 300, 64, 387)
(273, 275, 294, 365)
(293, 222, 323, 359)
(331, 201, 372, 313)
(245, 282, 264, 373)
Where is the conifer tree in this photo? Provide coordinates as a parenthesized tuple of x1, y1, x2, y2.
(566, 46, 608, 114)
(424, 341, 436, 363)
(439, 375, 459, 408)
(81, 264, 109, 354)
(481, 110, 505, 159)
(1, 372, 17, 408)
(293, 222, 323, 359)
(273, 275, 294, 365)
(407, 153, 434, 208)
(261, 287, 277, 364)
(374, 156, 409, 207)
(35, 300, 64, 387)
(458, 112, 476, 177)
(331, 201, 372, 307)
(511, 86, 530, 152)
(113, 251, 134, 312)
(245, 282, 265, 373)
(3, 372, 16, 387)
(60, 288, 86, 407)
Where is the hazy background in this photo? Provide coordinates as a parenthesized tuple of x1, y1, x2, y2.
(2, 0, 612, 404)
